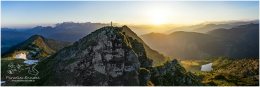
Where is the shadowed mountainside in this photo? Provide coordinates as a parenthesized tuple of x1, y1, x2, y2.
(142, 23, 259, 59)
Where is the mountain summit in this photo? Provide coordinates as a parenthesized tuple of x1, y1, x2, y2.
(31, 26, 201, 86)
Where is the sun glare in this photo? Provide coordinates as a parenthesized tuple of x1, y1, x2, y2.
(146, 7, 171, 25)
(151, 12, 167, 25)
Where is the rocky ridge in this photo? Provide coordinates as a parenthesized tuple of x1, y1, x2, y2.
(31, 26, 202, 86)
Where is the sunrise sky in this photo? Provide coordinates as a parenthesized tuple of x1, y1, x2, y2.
(2, 1, 259, 28)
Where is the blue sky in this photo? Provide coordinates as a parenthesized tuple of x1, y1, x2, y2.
(2, 1, 259, 28)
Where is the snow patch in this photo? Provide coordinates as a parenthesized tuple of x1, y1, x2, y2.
(15, 52, 27, 59)
(201, 63, 213, 71)
(23, 60, 39, 65)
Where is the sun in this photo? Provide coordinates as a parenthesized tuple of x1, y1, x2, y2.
(151, 13, 167, 25)
(146, 7, 170, 25)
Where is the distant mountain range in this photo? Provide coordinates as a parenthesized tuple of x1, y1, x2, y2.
(166, 20, 259, 33)
(1, 22, 108, 53)
(3, 20, 258, 50)
(142, 23, 259, 59)
(2, 20, 259, 59)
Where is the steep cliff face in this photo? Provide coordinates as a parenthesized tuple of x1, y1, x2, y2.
(32, 26, 201, 86)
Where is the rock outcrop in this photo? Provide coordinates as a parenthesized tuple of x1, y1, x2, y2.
(149, 59, 203, 86)
(36, 26, 152, 85)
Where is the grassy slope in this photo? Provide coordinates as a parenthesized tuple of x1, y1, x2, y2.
(187, 57, 259, 86)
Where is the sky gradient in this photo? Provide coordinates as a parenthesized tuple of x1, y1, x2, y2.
(2, 1, 259, 28)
